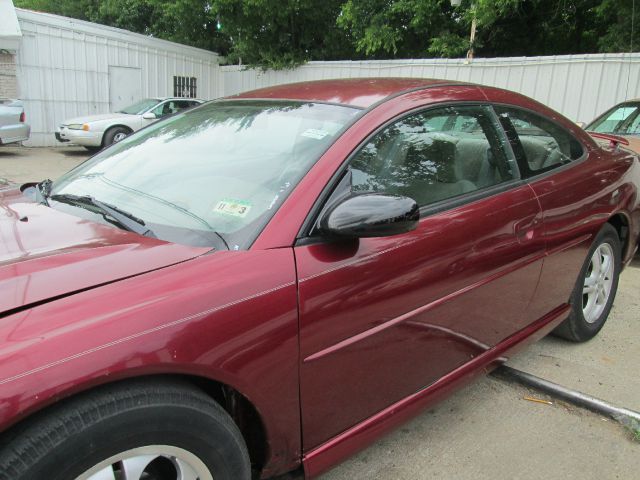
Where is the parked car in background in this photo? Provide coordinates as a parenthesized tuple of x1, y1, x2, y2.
(0, 99, 30, 145)
(1, 79, 639, 480)
(55, 97, 203, 152)
(583, 100, 640, 153)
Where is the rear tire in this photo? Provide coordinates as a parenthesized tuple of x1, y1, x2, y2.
(553, 223, 621, 342)
(0, 378, 251, 480)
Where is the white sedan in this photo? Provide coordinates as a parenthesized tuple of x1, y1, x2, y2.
(55, 97, 203, 152)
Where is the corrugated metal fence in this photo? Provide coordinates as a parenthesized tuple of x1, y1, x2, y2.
(219, 54, 640, 124)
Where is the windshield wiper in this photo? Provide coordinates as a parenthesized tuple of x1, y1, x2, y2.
(50, 193, 156, 238)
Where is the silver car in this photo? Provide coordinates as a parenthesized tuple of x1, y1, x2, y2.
(56, 97, 203, 152)
(0, 99, 30, 145)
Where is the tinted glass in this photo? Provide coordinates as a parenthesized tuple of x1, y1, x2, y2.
(52, 101, 360, 249)
(348, 105, 515, 207)
(588, 103, 640, 135)
(496, 107, 583, 174)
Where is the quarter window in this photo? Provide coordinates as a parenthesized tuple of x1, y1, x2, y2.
(347, 105, 516, 207)
(495, 106, 583, 175)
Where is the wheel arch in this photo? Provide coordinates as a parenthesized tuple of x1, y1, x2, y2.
(0, 373, 270, 476)
(607, 211, 631, 263)
(102, 124, 134, 145)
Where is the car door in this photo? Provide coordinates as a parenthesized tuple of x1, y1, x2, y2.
(493, 105, 618, 320)
(295, 104, 546, 450)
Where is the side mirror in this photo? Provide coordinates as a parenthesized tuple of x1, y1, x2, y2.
(318, 194, 419, 238)
(576, 121, 586, 129)
(142, 112, 157, 120)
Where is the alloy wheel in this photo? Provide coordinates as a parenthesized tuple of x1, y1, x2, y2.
(76, 445, 213, 480)
(113, 132, 128, 142)
(582, 242, 615, 324)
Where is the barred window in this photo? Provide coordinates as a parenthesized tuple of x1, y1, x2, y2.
(173, 76, 197, 98)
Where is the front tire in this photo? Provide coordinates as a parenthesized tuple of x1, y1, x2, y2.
(0, 378, 251, 480)
(103, 126, 130, 147)
(553, 223, 621, 342)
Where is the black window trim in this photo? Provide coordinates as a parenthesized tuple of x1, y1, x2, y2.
(295, 101, 526, 245)
(491, 103, 589, 182)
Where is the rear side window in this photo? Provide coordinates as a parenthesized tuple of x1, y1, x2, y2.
(495, 106, 584, 176)
(347, 105, 517, 208)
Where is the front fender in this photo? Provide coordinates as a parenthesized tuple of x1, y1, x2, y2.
(0, 249, 301, 476)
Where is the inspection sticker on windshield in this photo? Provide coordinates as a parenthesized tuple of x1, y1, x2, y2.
(301, 128, 330, 140)
(213, 198, 252, 218)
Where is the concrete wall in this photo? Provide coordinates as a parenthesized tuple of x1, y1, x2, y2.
(219, 54, 640, 124)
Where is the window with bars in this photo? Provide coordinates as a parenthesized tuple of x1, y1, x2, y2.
(173, 76, 197, 98)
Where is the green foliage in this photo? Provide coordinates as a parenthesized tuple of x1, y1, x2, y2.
(212, 0, 352, 69)
(337, 0, 461, 57)
(13, 0, 640, 68)
(595, 0, 640, 52)
(14, 0, 99, 20)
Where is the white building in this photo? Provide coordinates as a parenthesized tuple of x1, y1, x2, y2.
(0, 0, 221, 146)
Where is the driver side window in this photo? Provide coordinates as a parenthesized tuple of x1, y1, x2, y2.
(151, 102, 176, 118)
(348, 105, 515, 207)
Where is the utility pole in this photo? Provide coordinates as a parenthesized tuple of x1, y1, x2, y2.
(449, 0, 476, 62)
(467, 12, 477, 61)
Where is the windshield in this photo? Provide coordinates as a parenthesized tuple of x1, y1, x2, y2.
(587, 102, 640, 135)
(118, 99, 162, 115)
(51, 100, 361, 249)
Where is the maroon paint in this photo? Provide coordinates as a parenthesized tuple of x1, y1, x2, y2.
(295, 182, 545, 449)
(0, 79, 638, 479)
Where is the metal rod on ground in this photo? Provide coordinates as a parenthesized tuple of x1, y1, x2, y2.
(493, 366, 640, 430)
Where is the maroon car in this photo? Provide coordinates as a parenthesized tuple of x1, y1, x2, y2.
(0, 78, 638, 480)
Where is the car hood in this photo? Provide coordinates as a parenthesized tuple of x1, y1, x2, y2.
(62, 113, 134, 125)
(0, 187, 209, 315)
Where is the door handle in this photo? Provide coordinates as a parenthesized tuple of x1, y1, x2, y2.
(514, 214, 539, 243)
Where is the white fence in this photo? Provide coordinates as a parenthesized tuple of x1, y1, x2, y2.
(219, 54, 640, 124)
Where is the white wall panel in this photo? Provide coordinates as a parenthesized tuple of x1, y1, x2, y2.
(220, 54, 640, 126)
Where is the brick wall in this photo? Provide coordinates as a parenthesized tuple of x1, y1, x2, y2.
(0, 53, 18, 99)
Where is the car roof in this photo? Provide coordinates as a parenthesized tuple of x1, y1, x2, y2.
(156, 97, 204, 102)
(231, 78, 467, 109)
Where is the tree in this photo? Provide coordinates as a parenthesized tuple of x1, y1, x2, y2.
(336, 0, 619, 58)
(212, 0, 353, 68)
(337, 0, 469, 58)
(595, 0, 640, 52)
(14, 0, 640, 68)
(14, 0, 99, 20)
